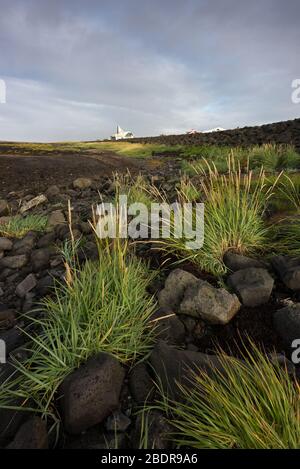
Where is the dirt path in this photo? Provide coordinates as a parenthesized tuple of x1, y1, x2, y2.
(0, 151, 148, 196)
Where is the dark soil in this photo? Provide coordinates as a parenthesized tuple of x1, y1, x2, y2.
(196, 301, 283, 358)
(0, 151, 147, 197)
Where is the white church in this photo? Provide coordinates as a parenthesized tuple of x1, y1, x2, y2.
(110, 125, 134, 140)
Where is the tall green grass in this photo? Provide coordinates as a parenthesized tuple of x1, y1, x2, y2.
(157, 159, 279, 275)
(113, 172, 154, 207)
(267, 174, 300, 255)
(183, 144, 300, 175)
(151, 342, 300, 449)
(0, 238, 156, 425)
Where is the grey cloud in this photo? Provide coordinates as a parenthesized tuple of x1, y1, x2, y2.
(0, 0, 299, 141)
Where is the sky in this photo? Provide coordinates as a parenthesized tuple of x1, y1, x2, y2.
(0, 0, 299, 141)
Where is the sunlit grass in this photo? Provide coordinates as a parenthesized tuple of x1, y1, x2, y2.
(150, 341, 300, 449)
(0, 214, 48, 238)
(184, 144, 300, 175)
(154, 158, 279, 275)
(0, 239, 157, 426)
(2, 141, 298, 168)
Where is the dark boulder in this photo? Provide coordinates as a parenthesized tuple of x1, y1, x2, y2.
(158, 269, 198, 312)
(223, 251, 265, 271)
(227, 267, 274, 307)
(179, 279, 241, 324)
(129, 363, 155, 405)
(273, 303, 300, 348)
(150, 309, 185, 345)
(271, 256, 300, 291)
(149, 340, 225, 399)
(6, 417, 48, 449)
(59, 353, 125, 434)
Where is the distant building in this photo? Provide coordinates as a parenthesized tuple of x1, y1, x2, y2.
(202, 127, 226, 133)
(110, 125, 134, 140)
(186, 129, 200, 135)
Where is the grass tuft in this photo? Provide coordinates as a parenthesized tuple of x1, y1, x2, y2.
(0, 238, 157, 425)
(157, 158, 279, 275)
(0, 214, 48, 238)
(151, 342, 300, 449)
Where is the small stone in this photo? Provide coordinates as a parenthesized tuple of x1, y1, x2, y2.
(31, 248, 50, 272)
(20, 194, 47, 214)
(16, 274, 37, 298)
(0, 200, 9, 217)
(0, 327, 25, 356)
(47, 210, 66, 230)
(13, 232, 37, 254)
(0, 238, 13, 251)
(105, 411, 131, 432)
(36, 275, 54, 296)
(73, 177, 92, 190)
(36, 232, 55, 248)
(22, 292, 35, 313)
(54, 224, 70, 240)
(0, 254, 28, 269)
(0, 307, 16, 329)
(45, 185, 60, 199)
(50, 257, 63, 268)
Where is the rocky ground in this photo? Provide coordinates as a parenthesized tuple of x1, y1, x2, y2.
(130, 118, 300, 152)
(1, 124, 300, 449)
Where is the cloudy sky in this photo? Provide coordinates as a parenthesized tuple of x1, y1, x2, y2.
(0, 0, 299, 141)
